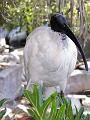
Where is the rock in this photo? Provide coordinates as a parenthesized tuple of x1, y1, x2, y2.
(44, 68, 90, 98)
(9, 31, 27, 47)
(0, 64, 22, 99)
(0, 27, 8, 38)
(66, 69, 90, 94)
(5, 27, 28, 48)
(0, 38, 9, 53)
(77, 61, 90, 70)
(11, 48, 24, 63)
(0, 45, 5, 54)
(0, 53, 20, 64)
(67, 96, 81, 115)
(0, 38, 6, 46)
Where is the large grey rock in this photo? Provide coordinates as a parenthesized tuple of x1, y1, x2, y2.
(65, 69, 90, 94)
(44, 69, 90, 98)
(0, 65, 22, 99)
(5, 27, 28, 48)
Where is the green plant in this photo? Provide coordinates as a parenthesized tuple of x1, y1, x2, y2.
(24, 85, 90, 120)
(24, 85, 66, 120)
(0, 99, 6, 119)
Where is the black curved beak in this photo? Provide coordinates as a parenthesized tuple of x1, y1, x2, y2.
(64, 24, 88, 71)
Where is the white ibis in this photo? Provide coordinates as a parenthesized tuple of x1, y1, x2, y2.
(23, 14, 88, 95)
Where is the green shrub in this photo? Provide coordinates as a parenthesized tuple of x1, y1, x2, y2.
(24, 84, 90, 120)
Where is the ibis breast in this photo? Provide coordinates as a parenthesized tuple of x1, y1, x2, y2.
(23, 26, 77, 91)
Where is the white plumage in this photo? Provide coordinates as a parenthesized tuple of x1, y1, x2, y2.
(23, 26, 77, 92)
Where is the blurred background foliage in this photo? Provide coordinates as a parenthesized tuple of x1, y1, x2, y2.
(0, 0, 90, 47)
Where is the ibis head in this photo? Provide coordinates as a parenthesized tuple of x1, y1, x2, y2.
(50, 14, 88, 71)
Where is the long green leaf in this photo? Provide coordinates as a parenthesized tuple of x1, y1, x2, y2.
(66, 100, 74, 120)
(66, 117, 71, 120)
(33, 84, 39, 106)
(0, 99, 6, 107)
(24, 90, 41, 118)
(47, 98, 57, 120)
(75, 107, 79, 120)
(24, 90, 34, 106)
(32, 84, 42, 113)
(42, 92, 57, 119)
(28, 108, 40, 120)
(55, 104, 66, 120)
(0, 108, 6, 119)
(78, 106, 84, 119)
